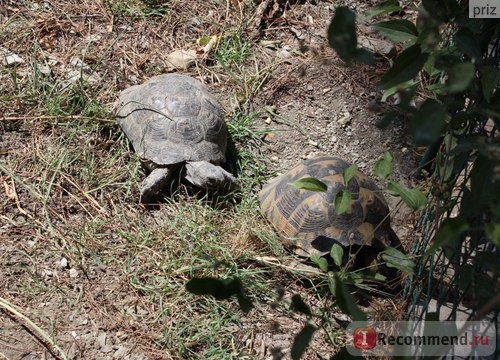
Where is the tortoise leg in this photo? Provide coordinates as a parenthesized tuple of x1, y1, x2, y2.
(140, 167, 172, 203)
(185, 161, 237, 190)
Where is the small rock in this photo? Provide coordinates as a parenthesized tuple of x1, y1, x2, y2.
(264, 117, 272, 124)
(69, 268, 78, 278)
(302, 152, 317, 160)
(36, 64, 51, 76)
(290, 27, 305, 40)
(164, 49, 197, 71)
(69, 57, 88, 69)
(402, 147, 408, 154)
(124, 306, 148, 318)
(261, 40, 280, 49)
(97, 332, 107, 348)
(47, 54, 59, 66)
(335, 312, 351, 323)
(1, 48, 24, 66)
(116, 331, 128, 341)
(43, 270, 53, 278)
(264, 133, 277, 142)
(66, 345, 79, 360)
(85, 34, 101, 42)
(101, 344, 114, 353)
(14, 215, 26, 223)
(270, 156, 279, 162)
(358, 36, 397, 58)
(113, 345, 129, 358)
(308, 140, 319, 147)
(59, 257, 68, 268)
(63, 70, 100, 86)
(189, 17, 202, 27)
(277, 47, 292, 59)
(337, 112, 351, 125)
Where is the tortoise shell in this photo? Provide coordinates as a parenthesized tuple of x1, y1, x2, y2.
(116, 74, 227, 166)
(259, 156, 398, 256)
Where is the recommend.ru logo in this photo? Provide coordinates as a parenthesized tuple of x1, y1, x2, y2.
(346, 321, 497, 357)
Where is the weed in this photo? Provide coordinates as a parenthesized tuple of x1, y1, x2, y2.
(106, 0, 167, 17)
(140, 0, 168, 16)
(105, 0, 143, 17)
(215, 31, 253, 67)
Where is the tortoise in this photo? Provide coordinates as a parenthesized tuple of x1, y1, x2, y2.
(116, 74, 236, 202)
(259, 156, 400, 262)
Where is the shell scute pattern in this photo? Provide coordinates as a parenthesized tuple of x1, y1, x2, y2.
(117, 74, 227, 167)
(259, 156, 397, 256)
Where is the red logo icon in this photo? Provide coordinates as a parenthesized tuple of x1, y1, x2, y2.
(353, 327, 377, 349)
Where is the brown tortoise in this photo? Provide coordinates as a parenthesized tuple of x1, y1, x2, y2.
(116, 74, 236, 203)
(259, 156, 400, 260)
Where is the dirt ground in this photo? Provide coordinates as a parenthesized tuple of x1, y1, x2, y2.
(1, 0, 419, 359)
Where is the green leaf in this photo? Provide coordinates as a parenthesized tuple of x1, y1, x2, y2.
(480, 65, 500, 103)
(372, 272, 387, 281)
(423, 52, 441, 76)
(330, 243, 345, 268)
(375, 151, 393, 180)
(197, 35, 213, 46)
(425, 218, 470, 256)
(410, 99, 447, 146)
(436, 149, 454, 182)
(470, 154, 495, 209)
(381, 247, 415, 274)
(454, 28, 482, 62)
(289, 177, 327, 192)
(334, 190, 352, 215)
(310, 253, 329, 272)
(434, 54, 461, 70)
(373, 20, 418, 43)
(485, 223, 500, 247)
(387, 181, 427, 210)
(445, 62, 475, 93)
(327, 7, 357, 62)
(378, 44, 428, 90)
(290, 294, 312, 316)
(343, 164, 358, 185)
(328, 272, 337, 294)
(330, 274, 367, 321)
(381, 79, 416, 102)
(291, 324, 317, 360)
(367, 0, 402, 19)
